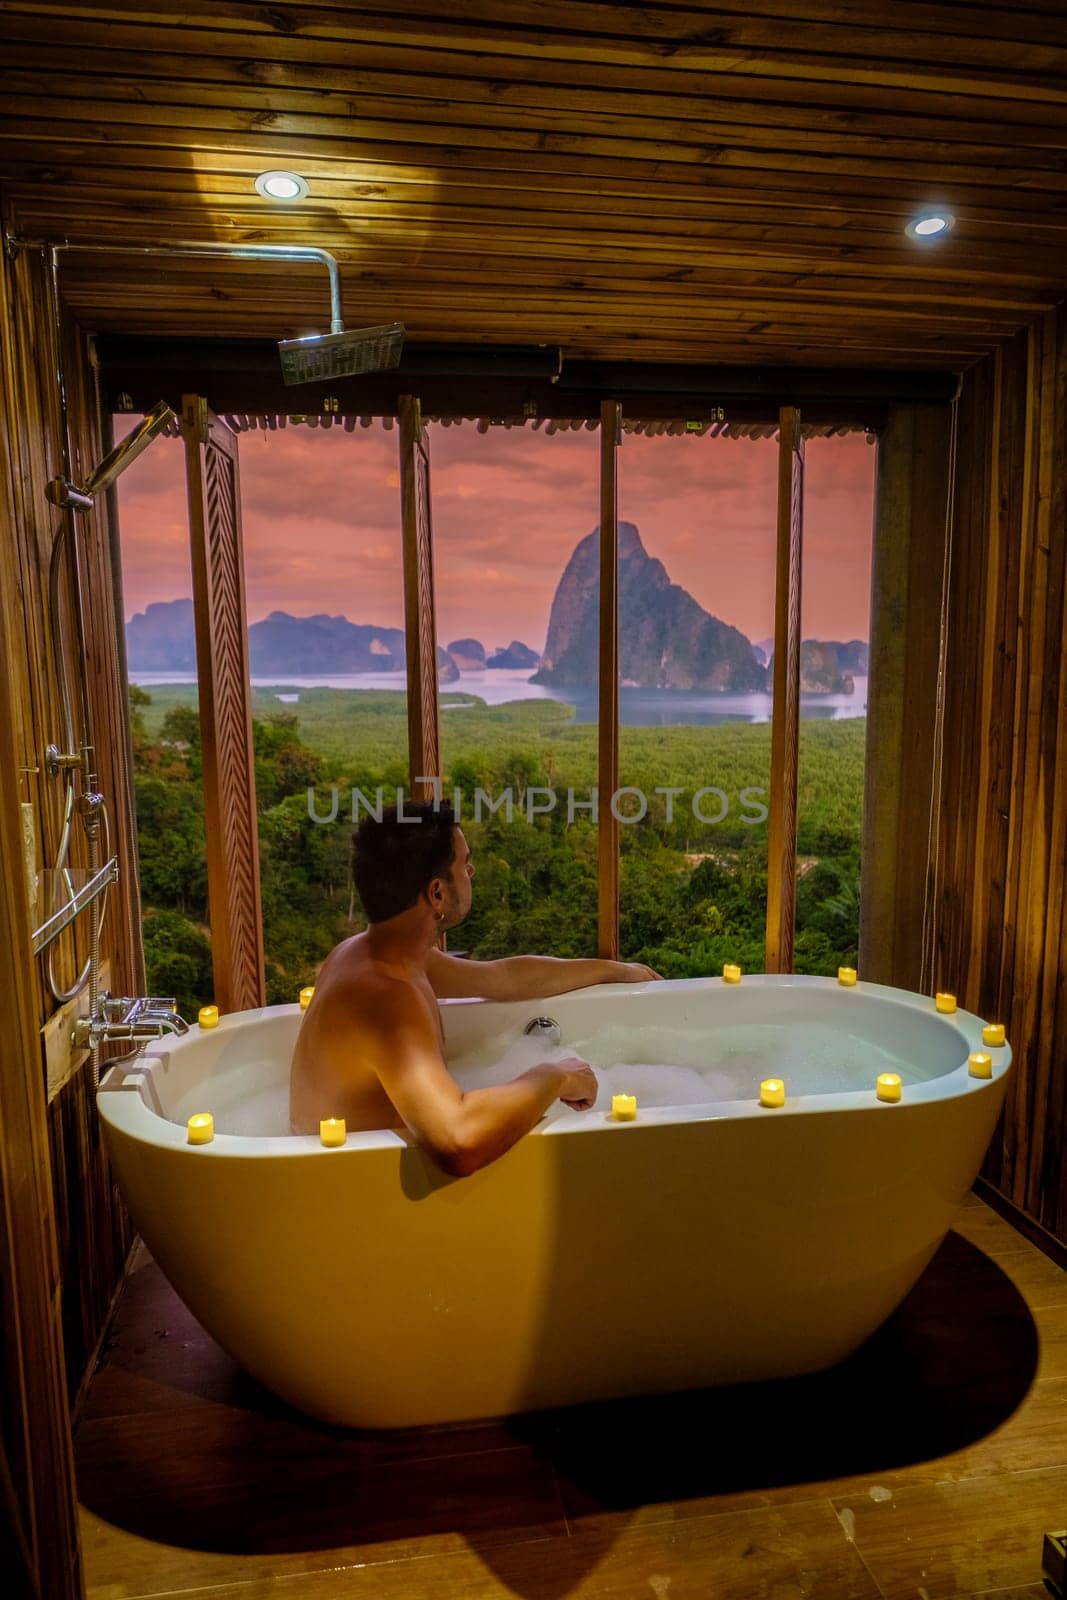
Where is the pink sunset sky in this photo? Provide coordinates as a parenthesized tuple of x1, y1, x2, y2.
(115, 421, 876, 651)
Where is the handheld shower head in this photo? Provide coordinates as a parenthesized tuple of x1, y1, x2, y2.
(47, 399, 175, 510)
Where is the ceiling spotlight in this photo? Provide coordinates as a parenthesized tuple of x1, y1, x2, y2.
(905, 209, 955, 241)
(254, 170, 309, 201)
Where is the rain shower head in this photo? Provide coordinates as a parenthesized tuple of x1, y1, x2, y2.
(278, 321, 405, 385)
(47, 399, 176, 511)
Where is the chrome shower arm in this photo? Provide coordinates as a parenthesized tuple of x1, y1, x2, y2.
(38, 237, 345, 335)
(82, 400, 176, 496)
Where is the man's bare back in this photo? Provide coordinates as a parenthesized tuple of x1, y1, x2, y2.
(290, 933, 444, 1135)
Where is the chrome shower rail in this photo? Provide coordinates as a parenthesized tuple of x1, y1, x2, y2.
(31, 857, 118, 956)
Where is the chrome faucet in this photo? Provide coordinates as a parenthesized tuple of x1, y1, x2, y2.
(73, 993, 191, 1053)
(523, 1016, 561, 1047)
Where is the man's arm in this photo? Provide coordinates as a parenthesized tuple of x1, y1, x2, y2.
(361, 984, 593, 1177)
(426, 948, 660, 1002)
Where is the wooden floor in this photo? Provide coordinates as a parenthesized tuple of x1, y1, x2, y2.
(75, 1193, 1067, 1600)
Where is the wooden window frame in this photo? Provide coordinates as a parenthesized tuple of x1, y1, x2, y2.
(168, 393, 886, 994)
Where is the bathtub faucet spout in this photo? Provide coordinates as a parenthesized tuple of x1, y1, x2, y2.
(73, 992, 191, 1052)
(523, 1016, 561, 1047)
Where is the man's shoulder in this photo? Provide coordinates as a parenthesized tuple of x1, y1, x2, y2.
(325, 953, 433, 1026)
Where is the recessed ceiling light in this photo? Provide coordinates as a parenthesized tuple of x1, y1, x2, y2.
(254, 170, 309, 201)
(905, 209, 955, 241)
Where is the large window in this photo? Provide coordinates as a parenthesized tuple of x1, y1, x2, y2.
(794, 433, 876, 972)
(429, 420, 601, 957)
(113, 423, 212, 1017)
(116, 404, 878, 1009)
(116, 417, 411, 1008)
(616, 427, 778, 975)
(237, 422, 407, 1000)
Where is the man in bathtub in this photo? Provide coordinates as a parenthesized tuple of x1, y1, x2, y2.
(290, 802, 660, 1174)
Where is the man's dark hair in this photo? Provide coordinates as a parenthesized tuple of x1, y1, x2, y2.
(352, 803, 457, 924)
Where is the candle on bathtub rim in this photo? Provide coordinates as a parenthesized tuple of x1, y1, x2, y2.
(876, 1072, 902, 1103)
(982, 1022, 1006, 1048)
(611, 1093, 637, 1121)
(187, 1112, 214, 1145)
(723, 962, 742, 985)
(299, 985, 315, 1011)
(198, 1004, 219, 1029)
(320, 1117, 347, 1147)
(968, 1051, 993, 1079)
(935, 992, 957, 1014)
(837, 966, 857, 987)
(759, 1078, 785, 1108)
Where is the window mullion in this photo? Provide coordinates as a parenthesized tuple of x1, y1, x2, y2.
(397, 394, 441, 806)
(765, 404, 805, 973)
(598, 399, 621, 961)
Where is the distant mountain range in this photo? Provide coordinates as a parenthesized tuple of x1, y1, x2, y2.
(124, 601, 541, 682)
(125, 522, 867, 692)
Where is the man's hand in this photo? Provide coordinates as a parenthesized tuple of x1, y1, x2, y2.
(607, 961, 662, 983)
(556, 1056, 598, 1110)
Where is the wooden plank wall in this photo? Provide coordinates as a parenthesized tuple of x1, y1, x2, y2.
(0, 282, 83, 1597)
(0, 231, 144, 1591)
(860, 402, 954, 993)
(934, 308, 1067, 1245)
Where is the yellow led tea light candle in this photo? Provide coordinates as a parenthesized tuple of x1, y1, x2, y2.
(837, 967, 857, 987)
(320, 1117, 347, 1147)
(299, 986, 315, 1011)
(187, 1113, 214, 1145)
(982, 1022, 1006, 1048)
(968, 1052, 993, 1080)
(611, 1093, 637, 1121)
(198, 1004, 219, 1029)
(876, 1072, 902, 1103)
(759, 1078, 785, 1108)
(935, 992, 957, 1014)
(723, 963, 742, 985)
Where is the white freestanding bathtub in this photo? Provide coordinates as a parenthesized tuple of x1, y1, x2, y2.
(98, 975, 1012, 1428)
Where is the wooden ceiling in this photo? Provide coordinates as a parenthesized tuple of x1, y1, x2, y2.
(2, 1, 1067, 370)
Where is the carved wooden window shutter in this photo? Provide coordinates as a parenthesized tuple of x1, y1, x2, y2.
(181, 395, 266, 1012)
(765, 405, 805, 973)
(397, 396, 441, 801)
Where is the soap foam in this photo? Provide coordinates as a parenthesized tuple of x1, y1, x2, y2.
(448, 1034, 717, 1115)
(449, 1015, 935, 1114)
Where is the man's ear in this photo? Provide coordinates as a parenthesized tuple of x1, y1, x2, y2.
(426, 877, 446, 914)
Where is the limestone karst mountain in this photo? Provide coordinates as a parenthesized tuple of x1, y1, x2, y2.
(446, 638, 486, 669)
(532, 522, 769, 691)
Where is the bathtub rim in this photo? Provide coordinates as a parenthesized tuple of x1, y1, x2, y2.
(97, 973, 1012, 1160)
